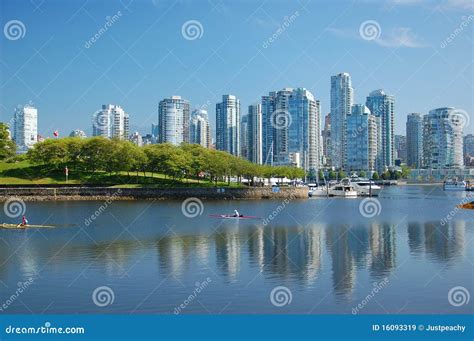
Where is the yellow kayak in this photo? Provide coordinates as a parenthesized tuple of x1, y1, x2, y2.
(1, 223, 56, 229)
(457, 202, 474, 210)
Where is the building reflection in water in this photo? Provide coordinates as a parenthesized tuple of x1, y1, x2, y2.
(254, 226, 322, 284)
(407, 221, 465, 263)
(0, 219, 467, 302)
(369, 223, 396, 279)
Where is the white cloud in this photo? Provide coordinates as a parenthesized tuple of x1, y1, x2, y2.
(375, 27, 427, 48)
(446, 0, 474, 10)
(327, 26, 427, 48)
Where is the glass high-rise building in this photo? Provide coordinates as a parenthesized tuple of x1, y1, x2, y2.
(261, 88, 320, 171)
(330, 73, 353, 169)
(321, 113, 331, 166)
(464, 134, 474, 158)
(92, 104, 129, 140)
(247, 104, 263, 164)
(190, 109, 210, 148)
(422, 107, 463, 169)
(261, 88, 293, 165)
(158, 96, 190, 145)
(216, 94, 240, 156)
(345, 104, 378, 172)
(13, 104, 38, 153)
(406, 113, 423, 168)
(394, 135, 407, 165)
(287, 88, 321, 171)
(366, 89, 395, 172)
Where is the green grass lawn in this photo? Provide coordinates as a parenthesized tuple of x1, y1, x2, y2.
(0, 161, 243, 188)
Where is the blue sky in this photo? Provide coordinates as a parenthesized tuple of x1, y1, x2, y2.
(0, 0, 472, 137)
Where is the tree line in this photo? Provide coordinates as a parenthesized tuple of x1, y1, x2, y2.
(25, 137, 306, 185)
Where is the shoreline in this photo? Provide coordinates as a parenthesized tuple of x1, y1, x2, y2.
(0, 186, 309, 201)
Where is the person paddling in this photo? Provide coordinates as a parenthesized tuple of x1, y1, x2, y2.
(233, 209, 243, 217)
(17, 215, 28, 228)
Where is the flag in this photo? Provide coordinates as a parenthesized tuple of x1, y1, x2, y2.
(53, 130, 59, 137)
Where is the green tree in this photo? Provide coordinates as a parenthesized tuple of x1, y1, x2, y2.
(0, 123, 15, 160)
(358, 170, 366, 178)
(337, 170, 346, 179)
(372, 171, 380, 180)
(328, 170, 336, 180)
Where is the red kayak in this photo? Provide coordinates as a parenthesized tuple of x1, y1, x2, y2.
(209, 214, 261, 220)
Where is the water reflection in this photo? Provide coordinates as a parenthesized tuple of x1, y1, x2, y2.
(0, 220, 468, 303)
(407, 221, 465, 263)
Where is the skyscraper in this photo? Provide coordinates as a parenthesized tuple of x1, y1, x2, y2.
(288, 88, 320, 171)
(13, 104, 38, 153)
(422, 107, 463, 169)
(322, 113, 331, 166)
(330, 73, 353, 169)
(151, 123, 159, 144)
(463, 134, 474, 158)
(240, 114, 249, 159)
(345, 104, 378, 172)
(406, 113, 423, 168)
(394, 135, 407, 165)
(216, 94, 240, 156)
(190, 109, 211, 148)
(92, 104, 129, 140)
(366, 89, 395, 171)
(158, 96, 190, 145)
(247, 104, 263, 164)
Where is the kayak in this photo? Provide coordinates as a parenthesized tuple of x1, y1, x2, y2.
(1, 223, 56, 229)
(457, 202, 474, 210)
(209, 214, 261, 220)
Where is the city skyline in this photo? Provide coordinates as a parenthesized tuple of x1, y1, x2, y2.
(1, 0, 472, 137)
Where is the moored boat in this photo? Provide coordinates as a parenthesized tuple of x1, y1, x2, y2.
(443, 178, 466, 191)
(350, 178, 382, 196)
(328, 184, 358, 197)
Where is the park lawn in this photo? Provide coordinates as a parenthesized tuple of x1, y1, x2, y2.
(0, 161, 244, 188)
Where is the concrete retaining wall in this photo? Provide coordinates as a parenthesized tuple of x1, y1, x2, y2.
(0, 187, 309, 201)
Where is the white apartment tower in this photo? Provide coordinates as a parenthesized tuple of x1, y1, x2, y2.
(13, 105, 38, 153)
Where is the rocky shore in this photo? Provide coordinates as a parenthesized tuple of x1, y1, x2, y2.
(0, 186, 309, 201)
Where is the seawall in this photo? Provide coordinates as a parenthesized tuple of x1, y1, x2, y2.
(0, 187, 309, 201)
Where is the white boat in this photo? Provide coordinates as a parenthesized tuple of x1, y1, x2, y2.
(443, 178, 466, 191)
(308, 186, 328, 197)
(351, 179, 382, 196)
(328, 184, 358, 197)
(308, 183, 329, 197)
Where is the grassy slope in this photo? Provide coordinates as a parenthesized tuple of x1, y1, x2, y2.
(0, 161, 242, 188)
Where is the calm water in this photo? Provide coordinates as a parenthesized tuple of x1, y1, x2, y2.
(1, 185, 473, 314)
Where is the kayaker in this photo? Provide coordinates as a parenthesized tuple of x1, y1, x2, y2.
(17, 215, 28, 228)
(233, 209, 242, 217)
